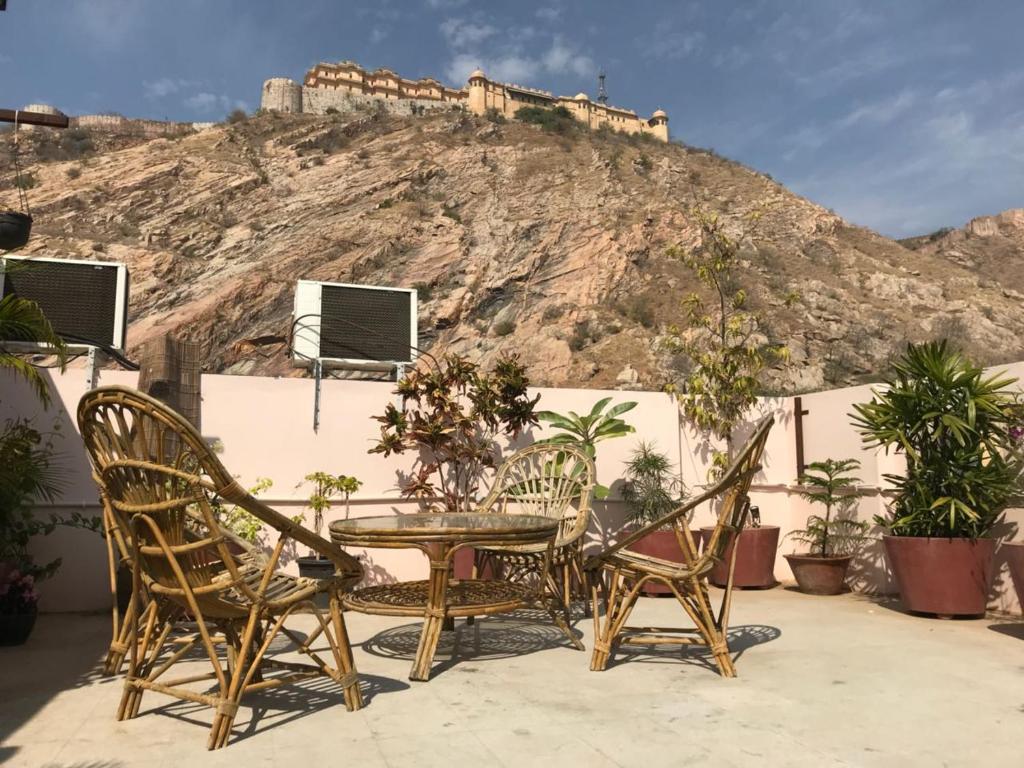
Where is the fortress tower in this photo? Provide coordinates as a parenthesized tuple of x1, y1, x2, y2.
(261, 78, 303, 113)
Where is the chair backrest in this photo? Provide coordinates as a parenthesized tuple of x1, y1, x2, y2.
(78, 387, 262, 617)
(480, 443, 596, 542)
(694, 415, 774, 573)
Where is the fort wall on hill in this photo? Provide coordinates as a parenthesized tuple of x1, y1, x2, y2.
(261, 60, 669, 141)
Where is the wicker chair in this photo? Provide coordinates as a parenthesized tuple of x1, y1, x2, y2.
(586, 415, 774, 677)
(472, 443, 596, 617)
(78, 385, 364, 750)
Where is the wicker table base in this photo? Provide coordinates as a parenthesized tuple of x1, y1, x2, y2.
(331, 514, 582, 681)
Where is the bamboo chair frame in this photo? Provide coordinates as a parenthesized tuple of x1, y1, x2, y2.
(78, 385, 365, 750)
(586, 415, 774, 677)
(472, 443, 596, 612)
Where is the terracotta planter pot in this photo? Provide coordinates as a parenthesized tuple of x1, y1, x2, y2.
(627, 528, 702, 595)
(701, 526, 779, 589)
(784, 553, 852, 595)
(883, 535, 996, 617)
(1002, 542, 1024, 615)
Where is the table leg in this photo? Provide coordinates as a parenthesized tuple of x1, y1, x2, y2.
(410, 543, 451, 681)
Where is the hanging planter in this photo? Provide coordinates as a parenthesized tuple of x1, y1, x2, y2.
(0, 210, 32, 251)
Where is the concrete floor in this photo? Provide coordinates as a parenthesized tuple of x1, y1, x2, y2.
(1, 589, 1023, 768)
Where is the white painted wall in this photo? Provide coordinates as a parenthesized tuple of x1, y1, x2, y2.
(3, 361, 1022, 614)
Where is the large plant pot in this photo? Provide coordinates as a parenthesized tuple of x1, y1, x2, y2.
(784, 553, 852, 595)
(701, 526, 779, 589)
(883, 535, 996, 617)
(1001, 542, 1024, 615)
(0, 211, 32, 250)
(628, 528, 702, 595)
(296, 556, 334, 609)
(0, 607, 38, 646)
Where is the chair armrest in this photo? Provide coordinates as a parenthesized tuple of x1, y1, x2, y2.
(215, 480, 362, 579)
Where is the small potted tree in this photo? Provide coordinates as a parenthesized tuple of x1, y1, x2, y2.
(665, 207, 787, 588)
(296, 472, 361, 581)
(621, 442, 688, 594)
(852, 341, 1022, 617)
(784, 459, 868, 595)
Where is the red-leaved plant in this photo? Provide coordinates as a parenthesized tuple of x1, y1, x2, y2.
(369, 354, 539, 513)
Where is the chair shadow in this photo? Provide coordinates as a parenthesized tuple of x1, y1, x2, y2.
(607, 624, 782, 674)
(146, 672, 407, 745)
(359, 609, 584, 678)
(987, 621, 1024, 641)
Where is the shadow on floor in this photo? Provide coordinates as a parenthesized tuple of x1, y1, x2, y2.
(987, 621, 1024, 641)
(607, 624, 782, 674)
(144, 671, 406, 746)
(360, 610, 585, 678)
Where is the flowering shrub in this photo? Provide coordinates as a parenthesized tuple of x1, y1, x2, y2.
(0, 569, 39, 615)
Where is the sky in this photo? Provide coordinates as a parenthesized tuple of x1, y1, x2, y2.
(1, 0, 1022, 238)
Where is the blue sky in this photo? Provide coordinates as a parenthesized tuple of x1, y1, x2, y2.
(2, 0, 1022, 237)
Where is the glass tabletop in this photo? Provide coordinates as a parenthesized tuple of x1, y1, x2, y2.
(330, 512, 558, 535)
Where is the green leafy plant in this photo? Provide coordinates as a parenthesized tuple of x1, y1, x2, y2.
(0, 294, 68, 406)
(0, 419, 100, 582)
(664, 207, 786, 473)
(301, 472, 362, 541)
(536, 397, 637, 498)
(790, 459, 868, 557)
(514, 105, 577, 134)
(370, 354, 538, 513)
(621, 442, 687, 526)
(212, 477, 275, 544)
(851, 341, 1023, 538)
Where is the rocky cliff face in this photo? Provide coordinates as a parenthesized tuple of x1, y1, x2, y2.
(2, 110, 1022, 392)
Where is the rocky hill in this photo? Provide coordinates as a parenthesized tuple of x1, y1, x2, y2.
(2, 109, 1022, 392)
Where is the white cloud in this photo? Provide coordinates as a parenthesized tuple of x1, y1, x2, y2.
(143, 78, 197, 100)
(645, 28, 705, 60)
(68, 0, 144, 50)
(370, 26, 388, 44)
(184, 92, 248, 115)
(426, 0, 470, 9)
(542, 37, 594, 78)
(440, 18, 497, 49)
(446, 52, 538, 85)
(536, 6, 561, 22)
(836, 89, 918, 130)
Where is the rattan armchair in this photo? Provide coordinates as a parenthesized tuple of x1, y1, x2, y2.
(472, 443, 596, 615)
(586, 415, 773, 677)
(78, 385, 364, 750)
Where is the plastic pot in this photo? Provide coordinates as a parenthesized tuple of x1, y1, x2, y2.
(0, 211, 32, 251)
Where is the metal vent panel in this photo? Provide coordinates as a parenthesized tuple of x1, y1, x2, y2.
(1, 259, 126, 348)
(319, 284, 413, 362)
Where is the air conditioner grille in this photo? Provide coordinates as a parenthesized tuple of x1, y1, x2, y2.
(320, 284, 412, 362)
(2, 260, 120, 347)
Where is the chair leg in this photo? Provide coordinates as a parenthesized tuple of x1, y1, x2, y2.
(590, 568, 639, 672)
(117, 595, 161, 721)
(329, 595, 363, 711)
(690, 581, 736, 678)
(208, 610, 261, 750)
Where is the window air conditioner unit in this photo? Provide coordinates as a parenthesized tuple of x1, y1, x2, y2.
(292, 280, 417, 371)
(0, 256, 129, 352)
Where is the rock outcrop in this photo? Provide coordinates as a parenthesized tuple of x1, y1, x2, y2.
(3, 110, 1022, 392)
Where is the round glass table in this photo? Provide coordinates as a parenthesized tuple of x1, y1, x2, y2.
(330, 513, 580, 680)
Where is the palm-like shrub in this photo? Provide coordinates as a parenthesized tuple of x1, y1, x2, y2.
(0, 294, 67, 406)
(621, 442, 687, 527)
(851, 341, 1022, 538)
(791, 459, 867, 557)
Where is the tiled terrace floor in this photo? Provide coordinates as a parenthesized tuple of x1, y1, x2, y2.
(2, 588, 1023, 768)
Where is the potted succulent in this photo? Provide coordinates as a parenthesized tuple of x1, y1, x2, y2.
(851, 341, 1023, 617)
(296, 472, 361, 581)
(0, 567, 40, 645)
(621, 442, 689, 595)
(784, 459, 868, 595)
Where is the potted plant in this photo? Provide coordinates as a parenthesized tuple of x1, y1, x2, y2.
(665, 207, 787, 588)
(621, 442, 689, 594)
(784, 459, 869, 595)
(535, 396, 637, 499)
(851, 340, 1023, 617)
(370, 354, 538, 578)
(295, 472, 361, 581)
(999, 408, 1024, 612)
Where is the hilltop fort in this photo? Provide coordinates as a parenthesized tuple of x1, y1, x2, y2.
(261, 60, 669, 141)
